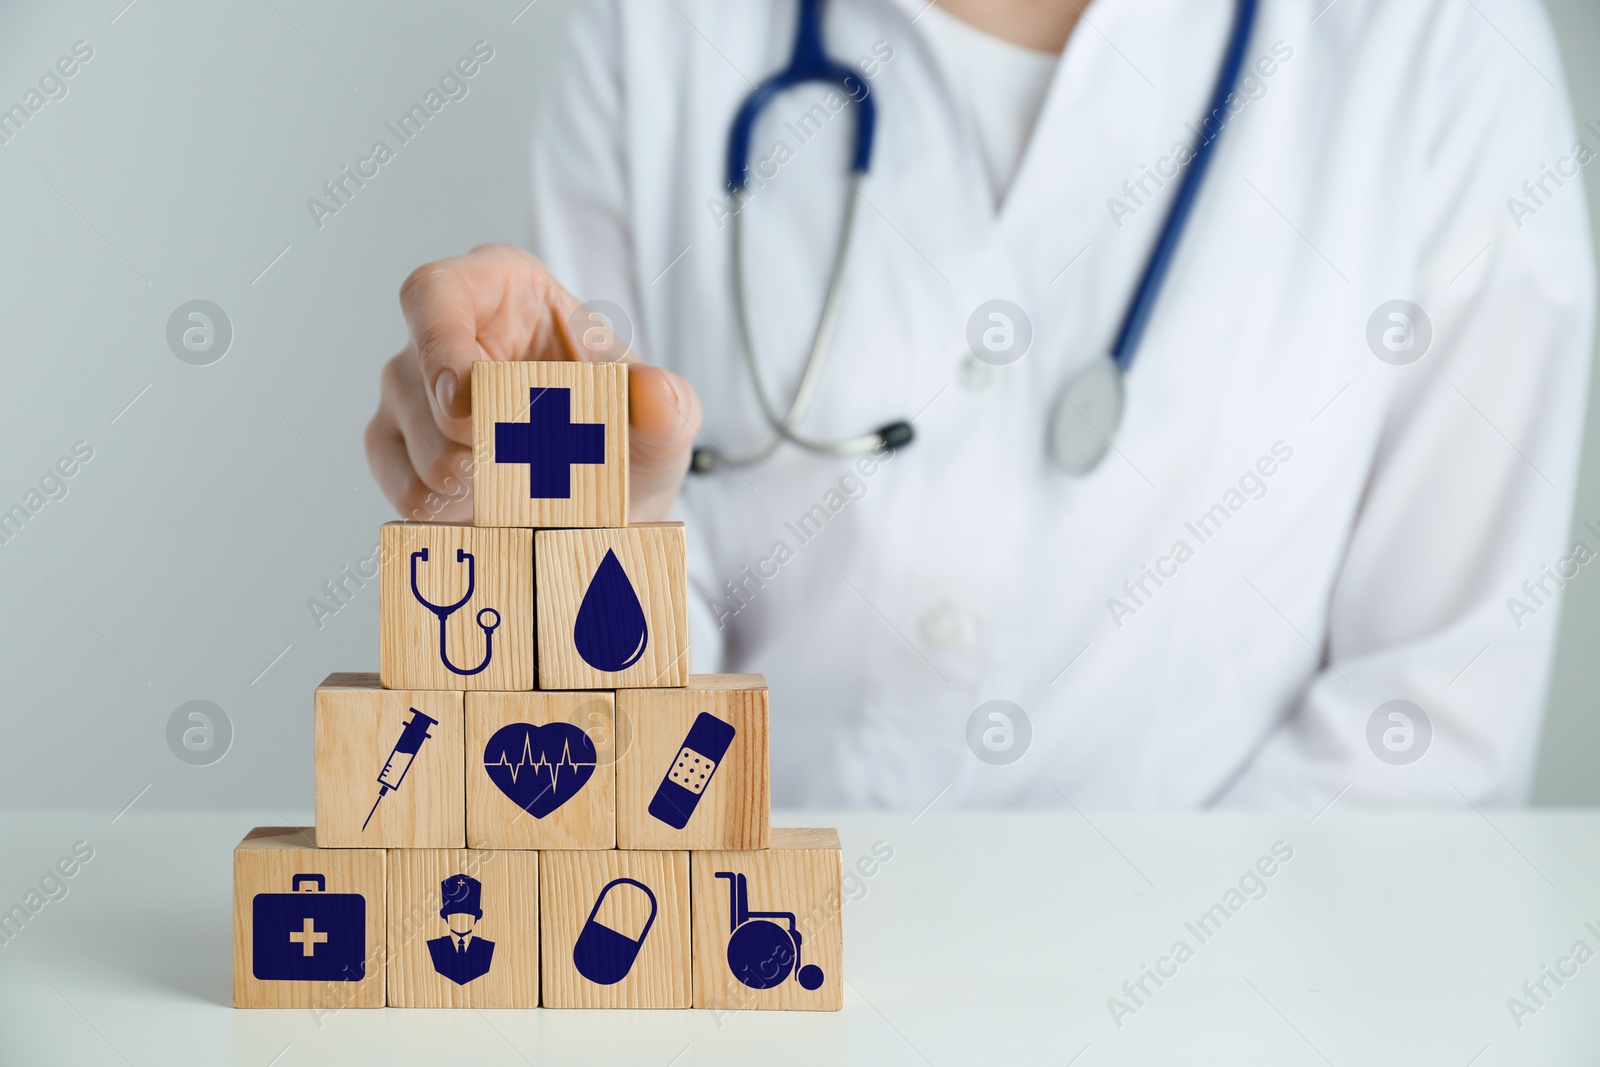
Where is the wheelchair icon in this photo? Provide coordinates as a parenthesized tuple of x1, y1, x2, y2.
(714, 871, 824, 991)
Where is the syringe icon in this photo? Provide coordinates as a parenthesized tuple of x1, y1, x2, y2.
(362, 707, 438, 831)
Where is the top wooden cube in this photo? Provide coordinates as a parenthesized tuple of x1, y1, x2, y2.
(472, 361, 628, 529)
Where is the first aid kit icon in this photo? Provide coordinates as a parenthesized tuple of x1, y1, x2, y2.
(252, 874, 366, 982)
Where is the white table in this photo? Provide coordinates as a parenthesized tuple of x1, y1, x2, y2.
(0, 808, 1595, 1065)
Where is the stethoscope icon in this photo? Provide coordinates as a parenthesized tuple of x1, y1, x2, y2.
(410, 548, 500, 676)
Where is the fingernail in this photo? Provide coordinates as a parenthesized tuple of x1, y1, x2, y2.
(665, 370, 697, 431)
(664, 369, 688, 410)
(434, 369, 458, 418)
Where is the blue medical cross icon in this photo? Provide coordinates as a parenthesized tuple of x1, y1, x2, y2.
(494, 387, 606, 499)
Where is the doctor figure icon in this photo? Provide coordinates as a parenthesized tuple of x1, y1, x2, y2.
(426, 874, 496, 985)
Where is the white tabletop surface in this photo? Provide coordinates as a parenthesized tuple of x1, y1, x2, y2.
(0, 807, 1595, 1066)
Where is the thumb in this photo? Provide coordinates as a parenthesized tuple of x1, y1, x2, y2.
(628, 364, 701, 519)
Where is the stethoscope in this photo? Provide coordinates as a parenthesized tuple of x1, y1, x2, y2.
(689, 0, 1258, 475)
(410, 548, 500, 676)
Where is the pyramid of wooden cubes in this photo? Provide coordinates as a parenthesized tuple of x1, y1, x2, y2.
(233, 362, 843, 1010)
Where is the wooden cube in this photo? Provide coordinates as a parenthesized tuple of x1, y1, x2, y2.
(386, 849, 539, 1008)
(539, 850, 690, 1008)
(379, 521, 533, 691)
(535, 523, 688, 690)
(472, 360, 628, 528)
(616, 675, 769, 850)
(465, 691, 617, 849)
(315, 675, 464, 848)
(691, 828, 843, 1011)
(233, 827, 385, 1009)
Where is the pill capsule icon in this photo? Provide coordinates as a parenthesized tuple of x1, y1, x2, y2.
(573, 877, 657, 985)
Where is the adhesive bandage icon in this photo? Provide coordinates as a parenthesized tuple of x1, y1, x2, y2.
(647, 713, 736, 829)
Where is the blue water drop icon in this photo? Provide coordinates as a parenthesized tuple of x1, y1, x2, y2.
(573, 549, 649, 672)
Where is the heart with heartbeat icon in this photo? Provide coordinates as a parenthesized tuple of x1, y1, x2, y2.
(483, 722, 598, 819)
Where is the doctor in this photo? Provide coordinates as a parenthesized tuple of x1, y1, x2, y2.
(367, 0, 1595, 809)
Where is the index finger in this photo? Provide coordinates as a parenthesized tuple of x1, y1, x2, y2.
(401, 245, 634, 440)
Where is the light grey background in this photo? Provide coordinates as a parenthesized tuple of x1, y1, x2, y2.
(0, 0, 1595, 811)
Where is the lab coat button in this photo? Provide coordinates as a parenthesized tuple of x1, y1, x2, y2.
(918, 603, 965, 648)
(957, 354, 993, 392)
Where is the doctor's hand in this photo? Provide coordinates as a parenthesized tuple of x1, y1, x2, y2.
(366, 243, 701, 524)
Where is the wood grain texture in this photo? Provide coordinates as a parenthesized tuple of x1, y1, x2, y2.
(616, 675, 769, 850)
(379, 522, 534, 691)
(314, 675, 464, 849)
(386, 849, 539, 1008)
(471, 360, 629, 529)
(539, 850, 690, 1008)
(691, 828, 843, 1011)
(232, 827, 386, 1009)
(535, 523, 688, 690)
(465, 691, 617, 849)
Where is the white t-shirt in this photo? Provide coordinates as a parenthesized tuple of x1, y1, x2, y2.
(917, 4, 1060, 203)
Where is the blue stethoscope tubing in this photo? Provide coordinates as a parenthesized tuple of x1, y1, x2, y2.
(410, 547, 500, 676)
(694, 0, 901, 473)
(1112, 0, 1258, 374)
(725, 0, 876, 191)
(1051, 0, 1259, 471)
(691, 0, 1259, 475)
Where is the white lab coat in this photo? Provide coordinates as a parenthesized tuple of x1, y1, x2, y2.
(528, 0, 1595, 809)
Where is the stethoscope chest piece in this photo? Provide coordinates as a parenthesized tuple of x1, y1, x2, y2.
(1049, 356, 1125, 473)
